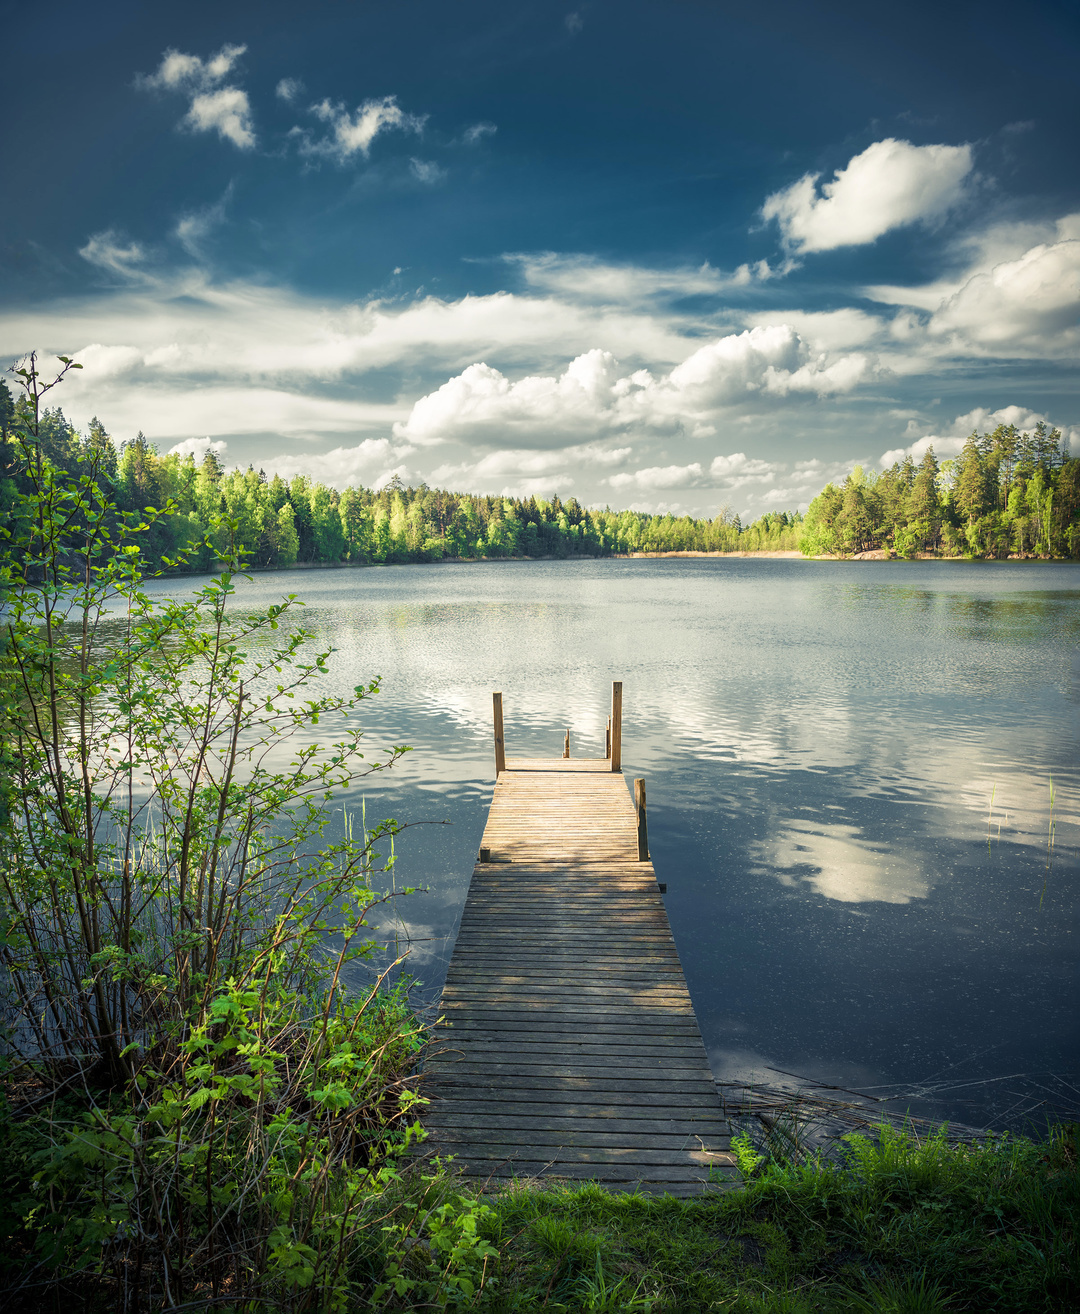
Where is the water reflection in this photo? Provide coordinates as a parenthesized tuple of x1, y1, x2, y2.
(752, 819, 930, 904)
(139, 559, 1080, 1130)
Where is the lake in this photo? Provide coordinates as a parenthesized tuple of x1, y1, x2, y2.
(146, 557, 1080, 1132)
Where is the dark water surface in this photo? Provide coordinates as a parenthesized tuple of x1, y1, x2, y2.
(147, 558, 1080, 1130)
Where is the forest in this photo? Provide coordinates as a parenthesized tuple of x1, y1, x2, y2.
(1, 379, 1077, 567)
(0, 383, 799, 569)
(801, 423, 1079, 558)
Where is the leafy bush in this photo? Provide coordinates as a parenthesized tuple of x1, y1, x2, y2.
(0, 354, 429, 1309)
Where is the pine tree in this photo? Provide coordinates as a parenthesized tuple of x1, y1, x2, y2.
(954, 434, 991, 523)
(85, 417, 118, 481)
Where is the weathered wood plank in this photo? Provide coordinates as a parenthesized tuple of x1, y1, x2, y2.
(426, 1113, 729, 1137)
(433, 1031, 706, 1050)
(426, 1076, 722, 1098)
(428, 1143, 732, 1167)
(427, 1059, 707, 1082)
(440, 1014, 701, 1030)
(433, 1045, 709, 1064)
(426, 1098, 726, 1119)
(428, 1128, 731, 1151)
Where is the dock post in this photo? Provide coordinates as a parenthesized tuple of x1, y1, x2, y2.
(492, 692, 506, 775)
(610, 681, 623, 772)
(563, 729, 570, 758)
(606, 716, 611, 759)
(634, 777, 649, 860)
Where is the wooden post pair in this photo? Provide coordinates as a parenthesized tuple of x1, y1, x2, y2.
(490, 683, 645, 861)
(491, 681, 623, 775)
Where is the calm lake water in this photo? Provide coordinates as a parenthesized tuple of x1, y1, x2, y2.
(147, 557, 1080, 1131)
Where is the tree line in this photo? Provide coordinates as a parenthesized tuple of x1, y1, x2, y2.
(0, 385, 800, 570)
(801, 423, 1080, 558)
(2, 380, 1076, 566)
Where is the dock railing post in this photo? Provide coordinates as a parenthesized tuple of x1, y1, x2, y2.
(606, 717, 611, 759)
(492, 692, 506, 776)
(610, 681, 623, 773)
(634, 777, 649, 860)
(563, 729, 570, 758)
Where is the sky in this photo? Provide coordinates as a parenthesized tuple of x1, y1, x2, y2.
(3, 0, 1079, 518)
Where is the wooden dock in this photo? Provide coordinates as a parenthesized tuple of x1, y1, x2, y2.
(421, 685, 737, 1194)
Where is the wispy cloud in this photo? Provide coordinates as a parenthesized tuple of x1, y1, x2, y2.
(174, 188, 232, 257)
(296, 95, 426, 163)
(78, 231, 152, 282)
(275, 76, 303, 103)
(462, 121, 497, 145)
(409, 158, 446, 185)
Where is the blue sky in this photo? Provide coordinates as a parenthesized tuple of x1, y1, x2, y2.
(4, 0, 1079, 516)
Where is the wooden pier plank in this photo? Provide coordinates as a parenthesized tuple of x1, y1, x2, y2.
(422, 742, 733, 1195)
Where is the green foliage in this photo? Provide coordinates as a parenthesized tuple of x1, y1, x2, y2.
(1, 389, 810, 571)
(0, 355, 429, 1309)
(801, 424, 1080, 559)
(733, 1130, 767, 1177)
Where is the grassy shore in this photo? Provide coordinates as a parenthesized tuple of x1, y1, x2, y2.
(3, 1101, 1076, 1310)
(382, 1121, 1079, 1313)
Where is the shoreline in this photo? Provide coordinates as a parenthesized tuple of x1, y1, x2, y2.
(154, 547, 1070, 579)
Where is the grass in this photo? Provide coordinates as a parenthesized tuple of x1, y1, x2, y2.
(2, 1093, 1076, 1310)
(370, 1120, 1080, 1313)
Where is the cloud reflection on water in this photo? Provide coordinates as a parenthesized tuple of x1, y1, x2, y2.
(752, 818, 931, 904)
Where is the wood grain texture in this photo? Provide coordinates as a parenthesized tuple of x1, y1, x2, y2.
(420, 756, 735, 1195)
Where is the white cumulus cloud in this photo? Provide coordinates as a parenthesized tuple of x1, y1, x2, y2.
(393, 330, 870, 450)
(138, 44, 255, 149)
(608, 453, 779, 495)
(430, 441, 631, 497)
(261, 437, 410, 487)
(166, 436, 228, 460)
(393, 350, 625, 448)
(185, 87, 255, 149)
(928, 237, 1080, 355)
(762, 138, 973, 253)
(864, 215, 1080, 360)
(665, 325, 870, 405)
(139, 44, 247, 92)
(880, 404, 1079, 466)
